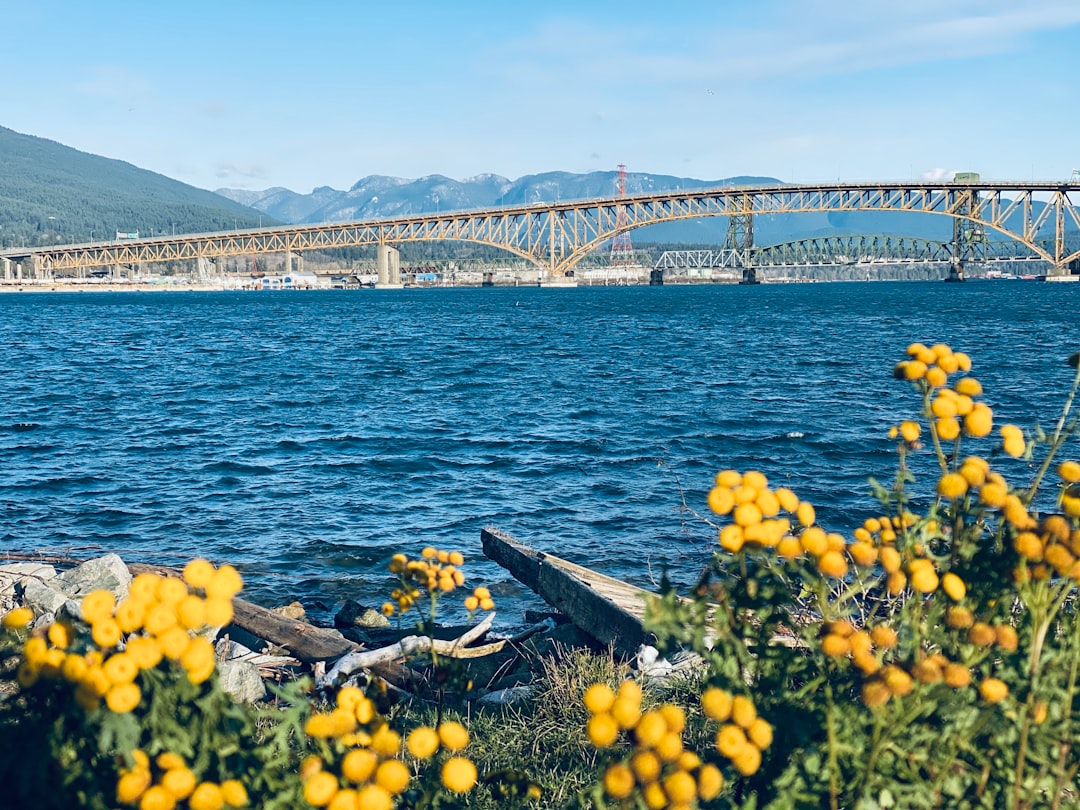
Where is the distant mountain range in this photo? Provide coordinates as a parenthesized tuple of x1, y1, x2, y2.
(4, 123, 1045, 252)
(215, 172, 957, 245)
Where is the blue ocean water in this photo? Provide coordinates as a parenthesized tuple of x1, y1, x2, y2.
(1, 282, 1078, 627)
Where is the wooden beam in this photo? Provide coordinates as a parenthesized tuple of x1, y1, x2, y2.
(481, 527, 653, 658)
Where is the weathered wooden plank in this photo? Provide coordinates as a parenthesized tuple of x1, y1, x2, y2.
(481, 527, 655, 657)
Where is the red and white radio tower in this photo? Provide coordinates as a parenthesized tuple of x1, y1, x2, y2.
(610, 163, 634, 266)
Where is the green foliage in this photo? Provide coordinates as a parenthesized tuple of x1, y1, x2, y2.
(0, 126, 272, 248)
(639, 341, 1080, 809)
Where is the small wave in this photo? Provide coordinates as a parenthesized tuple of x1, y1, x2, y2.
(202, 460, 275, 475)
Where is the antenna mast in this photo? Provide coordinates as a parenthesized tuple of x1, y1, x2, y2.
(610, 163, 634, 266)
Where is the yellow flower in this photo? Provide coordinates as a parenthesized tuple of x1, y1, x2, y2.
(816, 550, 848, 578)
(355, 785, 391, 810)
(374, 760, 410, 795)
(126, 637, 164, 671)
(587, 717, 622, 747)
(937, 473, 969, 500)
(161, 768, 197, 801)
(964, 403, 994, 437)
(206, 565, 244, 600)
(909, 565, 939, 594)
(105, 682, 142, 714)
(371, 725, 402, 757)
(731, 743, 763, 776)
(177, 595, 207, 630)
(341, 748, 378, 783)
(183, 559, 216, 589)
(2, 606, 34, 629)
(747, 717, 774, 750)
(870, 625, 898, 649)
(634, 710, 667, 748)
(583, 682, 616, 715)
(701, 687, 733, 721)
(181, 636, 216, 684)
(116, 768, 152, 804)
(716, 724, 748, 758)
(940, 663, 970, 688)
(103, 652, 139, 685)
(968, 623, 997, 647)
(995, 625, 1019, 652)
(130, 573, 162, 602)
(664, 770, 698, 804)
(156, 577, 189, 605)
(441, 757, 478, 793)
(46, 620, 73, 648)
(189, 782, 225, 810)
(979, 677, 1009, 703)
(219, 780, 247, 808)
(81, 589, 116, 624)
(796, 501, 816, 527)
(144, 604, 178, 636)
(407, 726, 440, 760)
(428, 721, 467, 754)
(698, 762, 724, 800)
(1058, 460, 1080, 483)
(159, 626, 193, 660)
(954, 377, 983, 397)
(303, 771, 339, 807)
(707, 485, 735, 515)
(91, 617, 122, 648)
(603, 763, 635, 799)
(941, 572, 967, 601)
(115, 598, 149, 634)
(936, 416, 961, 440)
(203, 598, 234, 628)
(899, 421, 920, 442)
(731, 695, 757, 729)
(138, 785, 178, 810)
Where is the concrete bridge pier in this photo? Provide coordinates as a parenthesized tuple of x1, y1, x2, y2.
(945, 261, 965, 282)
(376, 244, 403, 289)
(1, 258, 10, 281)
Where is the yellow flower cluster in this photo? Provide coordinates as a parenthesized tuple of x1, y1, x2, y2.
(1058, 461, 1080, 517)
(381, 547, 473, 616)
(707, 470, 852, 578)
(1011, 512, 1080, 582)
(116, 750, 248, 809)
(17, 560, 242, 711)
(585, 680, 724, 806)
(463, 586, 495, 613)
(860, 649, 976, 708)
(850, 513, 956, 596)
(405, 722, 478, 794)
(301, 686, 423, 808)
(701, 687, 773, 778)
(894, 342, 998, 441)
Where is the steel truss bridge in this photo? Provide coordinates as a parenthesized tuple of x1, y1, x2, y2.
(654, 235, 1061, 271)
(4, 180, 1080, 282)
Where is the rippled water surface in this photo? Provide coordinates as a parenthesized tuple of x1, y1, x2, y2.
(2, 282, 1078, 625)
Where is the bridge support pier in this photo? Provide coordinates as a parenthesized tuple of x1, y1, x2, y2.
(1045, 262, 1080, 282)
(1, 258, 9, 281)
(376, 245, 402, 289)
(945, 261, 965, 282)
(649, 269, 664, 285)
(739, 266, 760, 285)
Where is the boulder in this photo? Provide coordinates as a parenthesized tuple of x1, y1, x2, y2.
(217, 659, 267, 704)
(335, 599, 390, 629)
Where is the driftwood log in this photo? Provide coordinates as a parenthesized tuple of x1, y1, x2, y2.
(480, 526, 655, 658)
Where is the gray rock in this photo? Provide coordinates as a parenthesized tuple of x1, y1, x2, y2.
(57, 554, 132, 601)
(335, 598, 390, 629)
(21, 577, 77, 617)
(477, 685, 538, 706)
(0, 562, 57, 599)
(217, 659, 266, 704)
(272, 601, 306, 620)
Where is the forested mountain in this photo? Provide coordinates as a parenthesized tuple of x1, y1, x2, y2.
(0, 126, 272, 248)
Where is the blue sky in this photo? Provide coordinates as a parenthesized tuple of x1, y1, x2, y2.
(5, 1, 1080, 193)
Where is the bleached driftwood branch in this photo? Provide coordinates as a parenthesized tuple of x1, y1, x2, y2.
(318, 612, 498, 688)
